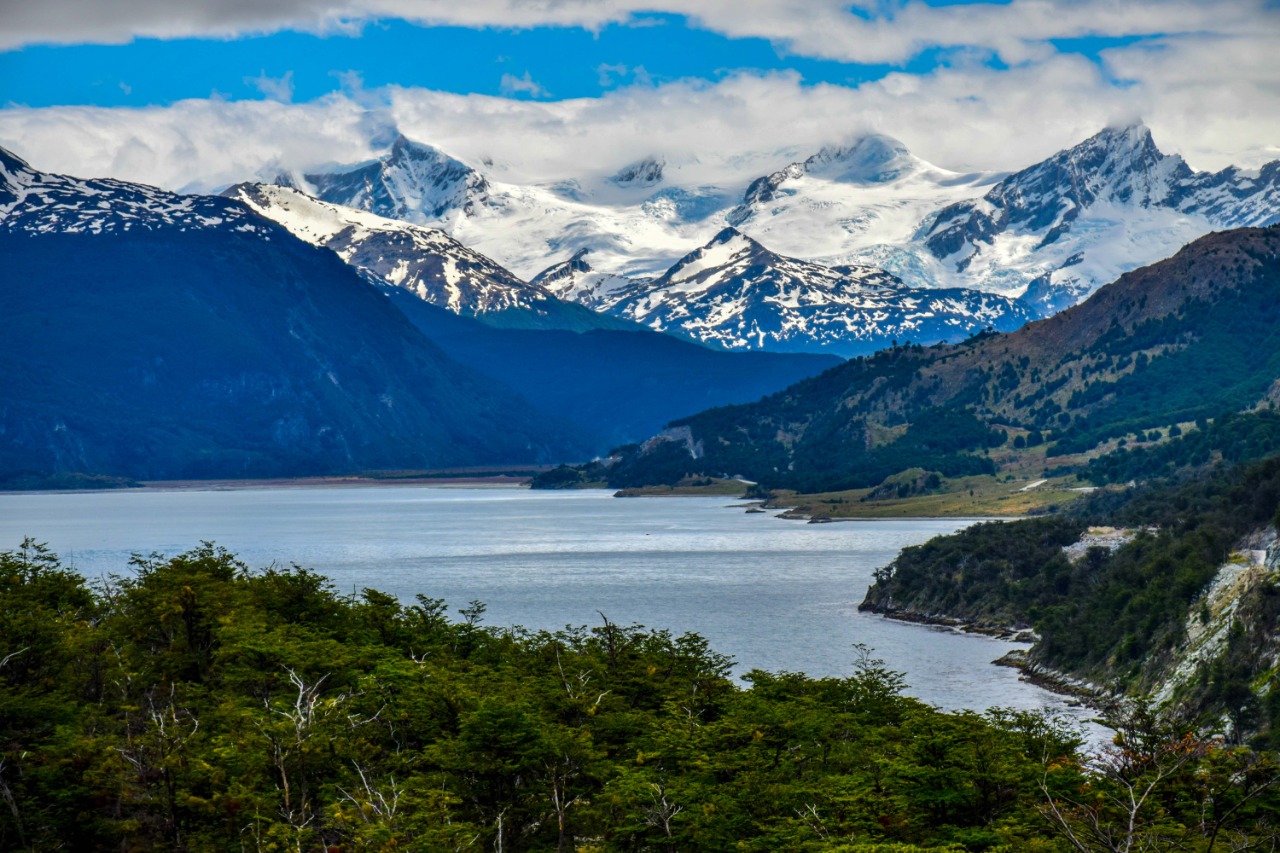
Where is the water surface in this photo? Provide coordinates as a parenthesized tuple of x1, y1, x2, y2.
(0, 486, 1087, 723)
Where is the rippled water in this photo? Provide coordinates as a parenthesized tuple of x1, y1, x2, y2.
(0, 485, 1092, 724)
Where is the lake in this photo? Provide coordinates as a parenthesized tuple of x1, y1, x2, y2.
(0, 485, 1091, 724)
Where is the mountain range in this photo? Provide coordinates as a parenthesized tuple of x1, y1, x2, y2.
(225, 181, 635, 333)
(583, 227, 1033, 356)
(0, 146, 589, 479)
(7, 117, 1280, 481)
(591, 224, 1280, 492)
(237, 174, 1035, 356)
(0, 147, 840, 481)
(290, 124, 1280, 303)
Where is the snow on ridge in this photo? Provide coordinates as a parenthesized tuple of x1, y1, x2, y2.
(0, 150, 269, 237)
(228, 181, 556, 318)
(921, 122, 1280, 301)
(531, 247, 641, 308)
(601, 225, 1033, 356)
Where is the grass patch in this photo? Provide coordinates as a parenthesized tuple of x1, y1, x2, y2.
(614, 476, 751, 497)
(763, 474, 1104, 519)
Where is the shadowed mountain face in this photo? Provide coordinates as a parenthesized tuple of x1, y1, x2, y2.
(0, 148, 591, 480)
(221, 183, 841, 447)
(605, 225, 1280, 491)
(382, 293, 842, 449)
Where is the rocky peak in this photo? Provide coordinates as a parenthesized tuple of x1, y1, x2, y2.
(305, 135, 490, 222)
(802, 133, 919, 184)
(531, 248, 594, 288)
(0, 145, 31, 177)
(611, 156, 665, 188)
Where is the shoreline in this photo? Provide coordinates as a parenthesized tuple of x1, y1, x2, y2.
(0, 474, 539, 496)
(861, 605, 1109, 711)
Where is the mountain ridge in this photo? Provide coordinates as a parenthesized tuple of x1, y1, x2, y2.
(593, 226, 1035, 356)
(590, 224, 1280, 491)
(0, 147, 591, 480)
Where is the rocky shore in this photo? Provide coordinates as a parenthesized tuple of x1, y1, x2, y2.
(859, 602, 1110, 710)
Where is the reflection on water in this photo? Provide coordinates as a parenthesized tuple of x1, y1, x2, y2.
(0, 486, 1099, 732)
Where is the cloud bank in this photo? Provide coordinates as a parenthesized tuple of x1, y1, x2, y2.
(0, 1, 1274, 191)
(4, 0, 1275, 66)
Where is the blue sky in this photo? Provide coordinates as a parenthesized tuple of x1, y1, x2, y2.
(0, 7, 1156, 108)
(0, 0, 1275, 190)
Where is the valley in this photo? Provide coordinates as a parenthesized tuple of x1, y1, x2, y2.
(8, 7, 1280, 849)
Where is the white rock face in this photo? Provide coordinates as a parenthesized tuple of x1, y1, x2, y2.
(1153, 528, 1280, 710)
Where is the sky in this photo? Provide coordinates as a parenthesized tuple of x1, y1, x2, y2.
(1, 0, 1278, 190)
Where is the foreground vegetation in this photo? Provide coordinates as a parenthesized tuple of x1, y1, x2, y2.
(6, 540, 1280, 851)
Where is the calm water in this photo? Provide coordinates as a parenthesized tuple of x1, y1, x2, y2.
(0, 486, 1090, 723)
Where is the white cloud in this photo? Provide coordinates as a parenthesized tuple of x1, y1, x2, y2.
(3, 0, 1276, 66)
(1, 28, 1276, 193)
(596, 63, 629, 87)
(498, 71, 549, 98)
(246, 69, 295, 102)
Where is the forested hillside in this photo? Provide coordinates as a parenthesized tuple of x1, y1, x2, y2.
(863, 431, 1280, 743)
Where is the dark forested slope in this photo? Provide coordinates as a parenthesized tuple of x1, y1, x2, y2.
(386, 292, 841, 450)
(0, 229, 589, 479)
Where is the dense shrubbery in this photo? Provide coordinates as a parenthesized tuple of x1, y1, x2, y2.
(7, 541, 1280, 850)
(2, 540, 1097, 851)
(1082, 410, 1280, 484)
(862, 519, 1087, 629)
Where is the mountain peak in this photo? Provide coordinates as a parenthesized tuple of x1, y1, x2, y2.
(804, 133, 919, 183)
(306, 135, 489, 222)
(387, 134, 459, 167)
(611, 156, 665, 188)
(710, 225, 747, 244)
(1064, 120, 1167, 166)
(0, 145, 31, 174)
(1100, 117, 1151, 135)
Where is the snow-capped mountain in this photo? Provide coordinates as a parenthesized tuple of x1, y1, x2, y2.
(226, 182, 634, 331)
(0, 145, 592, 479)
(723, 133, 998, 285)
(1, 146, 272, 237)
(300, 135, 726, 280)
(531, 248, 644, 309)
(600, 227, 1032, 356)
(306, 135, 491, 220)
(290, 131, 995, 291)
(922, 123, 1280, 297)
(256, 123, 1280, 350)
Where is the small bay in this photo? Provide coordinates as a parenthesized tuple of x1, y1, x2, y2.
(0, 485, 1087, 723)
